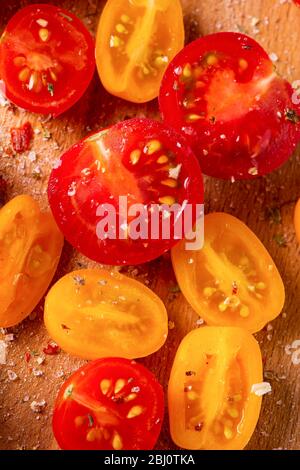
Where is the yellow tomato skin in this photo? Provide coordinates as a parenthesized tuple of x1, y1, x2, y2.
(295, 199, 300, 243)
(0, 195, 63, 327)
(168, 326, 263, 450)
(44, 268, 168, 360)
(171, 212, 285, 333)
(95, 0, 184, 103)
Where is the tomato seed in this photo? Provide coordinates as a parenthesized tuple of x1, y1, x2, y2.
(39, 28, 49, 42)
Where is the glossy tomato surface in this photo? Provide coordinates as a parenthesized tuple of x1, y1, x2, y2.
(171, 212, 285, 333)
(53, 358, 164, 450)
(0, 4, 95, 116)
(44, 268, 168, 360)
(96, 0, 184, 103)
(48, 118, 203, 265)
(168, 327, 263, 450)
(160, 32, 300, 179)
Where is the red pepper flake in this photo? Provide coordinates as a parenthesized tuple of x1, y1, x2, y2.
(43, 341, 60, 355)
(232, 281, 238, 295)
(10, 122, 33, 153)
(24, 351, 31, 363)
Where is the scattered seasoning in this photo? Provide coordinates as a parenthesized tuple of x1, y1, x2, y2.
(131, 386, 140, 393)
(42, 128, 52, 140)
(87, 414, 94, 427)
(210, 116, 216, 124)
(47, 83, 54, 97)
(194, 423, 203, 431)
(185, 370, 196, 376)
(242, 44, 252, 50)
(232, 281, 238, 295)
(168, 320, 175, 330)
(98, 279, 108, 286)
(73, 275, 86, 286)
(30, 400, 46, 413)
(61, 324, 71, 330)
(273, 233, 287, 247)
(43, 341, 60, 355)
(7, 370, 18, 381)
(251, 382, 272, 396)
(0, 340, 7, 365)
(32, 368, 44, 377)
(195, 318, 204, 326)
(170, 284, 181, 294)
(24, 351, 31, 363)
(10, 122, 33, 153)
(265, 206, 282, 225)
(285, 108, 300, 124)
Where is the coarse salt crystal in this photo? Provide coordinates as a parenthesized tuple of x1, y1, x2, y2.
(251, 382, 272, 396)
(269, 52, 278, 62)
(7, 370, 18, 381)
(0, 341, 7, 365)
(4, 334, 14, 342)
(291, 349, 300, 365)
(28, 151, 37, 162)
(30, 400, 46, 413)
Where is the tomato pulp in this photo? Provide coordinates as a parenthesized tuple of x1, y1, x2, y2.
(48, 118, 204, 265)
(160, 32, 300, 179)
(0, 4, 95, 115)
(53, 358, 164, 450)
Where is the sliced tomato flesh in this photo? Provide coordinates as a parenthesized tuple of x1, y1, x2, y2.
(159, 32, 300, 179)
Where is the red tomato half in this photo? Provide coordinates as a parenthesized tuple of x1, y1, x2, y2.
(52, 358, 164, 450)
(0, 4, 95, 116)
(48, 118, 203, 265)
(159, 32, 300, 179)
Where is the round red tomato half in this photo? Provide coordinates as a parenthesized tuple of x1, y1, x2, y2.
(159, 32, 300, 179)
(48, 118, 203, 265)
(52, 358, 164, 450)
(0, 4, 95, 116)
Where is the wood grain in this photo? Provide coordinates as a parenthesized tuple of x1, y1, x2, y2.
(0, 0, 299, 451)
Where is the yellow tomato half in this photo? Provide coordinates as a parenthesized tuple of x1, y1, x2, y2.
(168, 326, 263, 450)
(171, 212, 285, 333)
(0, 195, 63, 327)
(44, 268, 168, 360)
(96, 0, 184, 103)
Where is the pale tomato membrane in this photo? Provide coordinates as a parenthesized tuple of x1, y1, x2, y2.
(159, 32, 300, 179)
(0, 4, 95, 115)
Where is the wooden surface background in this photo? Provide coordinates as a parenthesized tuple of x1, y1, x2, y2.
(0, 0, 300, 451)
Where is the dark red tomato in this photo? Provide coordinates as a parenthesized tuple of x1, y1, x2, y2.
(48, 118, 203, 265)
(0, 4, 95, 116)
(293, 0, 300, 6)
(10, 121, 33, 153)
(159, 32, 300, 179)
(52, 358, 164, 450)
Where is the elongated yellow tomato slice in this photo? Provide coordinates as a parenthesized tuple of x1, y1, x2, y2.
(0, 195, 63, 327)
(44, 269, 168, 359)
(95, 0, 184, 103)
(168, 327, 263, 450)
(171, 212, 285, 333)
(295, 198, 300, 243)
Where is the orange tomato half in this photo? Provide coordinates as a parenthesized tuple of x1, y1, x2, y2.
(168, 326, 263, 450)
(0, 195, 63, 327)
(44, 268, 168, 360)
(294, 198, 300, 242)
(95, 0, 184, 103)
(171, 212, 285, 333)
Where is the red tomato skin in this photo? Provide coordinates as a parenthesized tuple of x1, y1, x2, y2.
(10, 122, 33, 153)
(48, 118, 204, 266)
(52, 358, 164, 450)
(0, 4, 95, 116)
(159, 32, 300, 179)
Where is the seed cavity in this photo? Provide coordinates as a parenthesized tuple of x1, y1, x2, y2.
(154, 55, 168, 67)
(224, 425, 233, 440)
(206, 54, 218, 66)
(110, 35, 123, 48)
(240, 305, 250, 318)
(19, 67, 30, 82)
(127, 405, 144, 419)
(116, 23, 127, 33)
(203, 287, 217, 298)
(100, 379, 111, 395)
(227, 407, 239, 418)
(120, 14, 130, 23)
(144, 140, 162, 155)
(14, 56, 26, 67)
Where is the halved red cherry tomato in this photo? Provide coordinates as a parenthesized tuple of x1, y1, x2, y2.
(53, 358, 164, 450)
(48, 118, 203, 265)
(96, 0, 184, 103)
(160, 32, 300, 179)
(168, 326, 263, 450)
(171, 212, 285, 333)
(0, 4, 95, 116)
(295, 199, 300, 243)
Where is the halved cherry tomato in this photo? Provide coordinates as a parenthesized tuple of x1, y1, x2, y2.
(168, 326, 263, 450)
(0, 4, 95, 116)
(295, 199, 300, 242)
(48, 118, 203, 265)
(44, 268, 168, 359)
(0, 195, 63, 327)
(171, 213, 285, 333)
(53, 357, 164, 450)
(159, 32, 300, 179)
(96, 0, 184, 103)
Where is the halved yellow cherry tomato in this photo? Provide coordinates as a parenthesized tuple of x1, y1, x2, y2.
(171, 212, 285, 333)
(95, 0, 184, 103)
(0, 195, 63, 327)
(294, 198, 300, 243)
(168, 326, 263, 450)
(44, 268, 168, 359)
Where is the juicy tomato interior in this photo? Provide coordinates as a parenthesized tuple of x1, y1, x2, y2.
(0, 195, 63, 328)
(44, 268, 168, 360)
(53, 358, 164, 450)
(294, 199, 300, 243)
(48, 118, 203, 265)
(0, 4, 95, 115)
(96, 0, 184, 103)
(168, 327, 263, 450)
(171, 212, 285, 333)
(160, 32, 300, 179)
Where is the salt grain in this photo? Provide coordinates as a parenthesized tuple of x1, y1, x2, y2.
(30, 400, 46, 413)
(251, 382, 272, 396)
(7, 370, 18, 381)
(0, 341, 7, 365)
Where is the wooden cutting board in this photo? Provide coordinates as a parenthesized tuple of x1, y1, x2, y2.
(0, 0, 299, 451)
